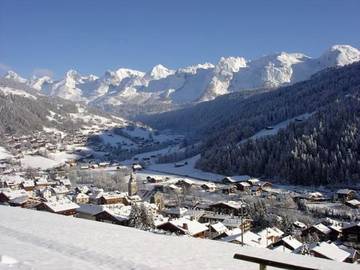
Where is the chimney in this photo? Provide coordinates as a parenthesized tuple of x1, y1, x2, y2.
(182, 223, 188, 230)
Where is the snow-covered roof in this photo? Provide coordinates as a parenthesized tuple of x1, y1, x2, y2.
(210, 222, 228, 234)
(293, 221, 306, 229)
(312, 223, 331, 234)
(272, 245, 292, 253)
(0, 189, 29, 201)
(21, 180, 35, 188)
(167, 217, 208, 236)
(311, 242, 351, 262)
(258, 227, 284, 239)
(223, 175, 251, 183)
(280, 235, 302, 250)
(77, 204, 104, 216)
(222, 231, 263, 247)
(211, 201, 245, 210)
(336, 189, 355, 195)
(346, 199, 360, 206)
(43, 199, 79, 212)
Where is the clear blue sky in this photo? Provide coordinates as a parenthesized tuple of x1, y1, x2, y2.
(0, 0, 359, 78)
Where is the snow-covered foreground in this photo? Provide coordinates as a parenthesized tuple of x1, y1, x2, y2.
(0, 207, 356, 270)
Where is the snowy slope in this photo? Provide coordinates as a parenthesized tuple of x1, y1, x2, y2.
(0, 206, 357, 270)
(5, 45, 360, 115)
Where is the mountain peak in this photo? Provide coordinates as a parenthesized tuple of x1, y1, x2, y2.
(147, 64, 174, 80)
(216, 57, 247, 73)
(320, 44, 360, 66)
(4, 70, 27, 83)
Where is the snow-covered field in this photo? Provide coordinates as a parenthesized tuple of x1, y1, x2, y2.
(20, 151, 81, 170)
(0, 147, 12, 160)
(148, 155, 225, 182)
(240, 113, 313, 144)
(0, 206, 355, 270)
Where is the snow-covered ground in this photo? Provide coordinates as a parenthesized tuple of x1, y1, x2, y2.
(19, 155, 60, 170)
(0, 206, 355, 270)
(148, 155, 224, 182)
(0, 147, 12, 160)
(20, 151, 81, 170)
(240, 113, 313, 144)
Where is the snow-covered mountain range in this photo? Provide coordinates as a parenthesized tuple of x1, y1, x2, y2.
(3, 45, 360, 115)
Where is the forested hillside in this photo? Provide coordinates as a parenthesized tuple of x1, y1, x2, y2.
(141, 62, 360, 185)
(197, 94, 360, 185)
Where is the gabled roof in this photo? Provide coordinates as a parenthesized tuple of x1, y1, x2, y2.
(336, 189, 356, 195)
(312, 223, 331, 235)
(164, 218, 208, 236)
(311, 242, 351, 262)
(210, 201, 245, 210)
(280, 235, 302, 250)
(223, 175, 251, 183)
(210, 222, 228, 234)
(43, 199, 79, 212)
(222, 231, 263, 247)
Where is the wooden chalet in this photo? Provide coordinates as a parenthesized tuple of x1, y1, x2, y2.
(36, 200, 79, 216)
(335, 189, 357, 202)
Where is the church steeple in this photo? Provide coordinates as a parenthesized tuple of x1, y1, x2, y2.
(128, 171, 137, 196)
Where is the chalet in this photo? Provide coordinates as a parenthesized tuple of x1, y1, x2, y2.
(236, 182, 251, 191)
(247, 178, 260, 186)
(346, 199, 360, 208)
(301, 223, 332, 241)
(293, 221, 307, 229)
(74, 193, 90, 204)
(157, 217, 208, 238)
(207, 222, 228, 239)
(175, 179, 194, 190)
(132, 164, 142, 171)
(174, 161, 188, 167)
(257, 227, 284, 247)
(20, 180, 35, 191)
(221, 185, 237, 194)
(59, 178, 72, 188)
(35, 177, 49, 188)
(258, 181, 272, 189)
(94, 209, 130, 226)
(342, 223, 360, 245)
(337, 245, 360, 263)
(51, 186, 69, 197)
(147, 176, 164, 183)
(8, 195, 29, 207)
(162, 207, 187, 218)
(221, 230, 263, 247)
(0, 189, 29, 205)
(209, 201, 246, 216)
(271, 235, 302, 252)
(200, 182, 216, 191)
(76, 204, 103, 220)
(36, 199, 79, 215)
(98, 162, 110, 168)
(98, 193, 127, 205)
(335, 189, 357, 202)
(222, 218, 252, 231)
(309, 242, 351, 262)
(307, 192, 326, 201)
(222, 175, 251, 184)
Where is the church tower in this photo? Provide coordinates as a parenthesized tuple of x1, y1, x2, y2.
(128, 171, 138, 196)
